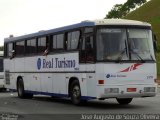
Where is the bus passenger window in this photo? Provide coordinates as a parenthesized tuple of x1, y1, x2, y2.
(80, 35, 94, 62)
(67, 31, 80, 50)
(52, 34, 64, 50)
(16, 41, 25, 56)
(26, 39, 36, 54)
(85, 36, 94, 61)
(38, 37, 46, 53)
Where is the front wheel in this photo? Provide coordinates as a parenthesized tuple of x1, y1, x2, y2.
(70, 80, 82, 105)
(17, 78, 33, 99)
(116, 98, 133, 105)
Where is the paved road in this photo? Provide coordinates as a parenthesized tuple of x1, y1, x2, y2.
(0, 89, 160, 120)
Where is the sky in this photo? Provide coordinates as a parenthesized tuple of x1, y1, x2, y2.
(0, 0, 127, 46)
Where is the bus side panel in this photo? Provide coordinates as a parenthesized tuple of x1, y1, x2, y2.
(10, 73, 16, 90)
(23, 73, 32, 91)
(76, 64, 87, 97)
(24, 57, 41, 92)
(53, 74, 66, 95)
(15, 58, 30, 91)
(15, 58, 25, 72)
(29, 73, 41, 92)
(86, 64, 96, 98)
(4, 59, 16, 89)
(86, 73, 96, 97)
(41, 73, 53, 93)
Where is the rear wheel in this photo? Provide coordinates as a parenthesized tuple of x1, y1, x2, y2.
(70, 80, 82, 105)
(116, 98, 133, 105)
(17, 78, 33, 99)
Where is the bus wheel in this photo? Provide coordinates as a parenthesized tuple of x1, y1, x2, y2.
(70, 80, 81, 105)
(116, 98, 133, 105)
(17, 78, 33, 99)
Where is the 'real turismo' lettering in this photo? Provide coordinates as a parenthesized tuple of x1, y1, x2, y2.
(55, 58, 76, 68)
(43, 58, 54, 68)
(40, 57, 76, 69)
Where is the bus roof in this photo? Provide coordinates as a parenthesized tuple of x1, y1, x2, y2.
(4, 19, 151, 43)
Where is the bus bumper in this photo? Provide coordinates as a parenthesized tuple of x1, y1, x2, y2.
(97, 84, 157, 99)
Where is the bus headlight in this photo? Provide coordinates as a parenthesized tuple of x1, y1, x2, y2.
(105, 88, 119, 94)
(144, 87, 155, 92)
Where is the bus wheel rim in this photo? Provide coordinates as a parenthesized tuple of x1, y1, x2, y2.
(73, 86, 80, 98)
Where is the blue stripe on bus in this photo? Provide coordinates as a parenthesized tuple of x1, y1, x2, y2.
(9, 89, 96, 100)
(26, 90, 68, 98)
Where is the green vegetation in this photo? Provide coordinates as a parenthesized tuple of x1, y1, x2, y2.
(124, 0, 160, 77)
(124, 0, 160, 43)
(105, 0, 146, 18)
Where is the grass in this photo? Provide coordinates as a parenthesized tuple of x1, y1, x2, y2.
(124, 0, 160, 78)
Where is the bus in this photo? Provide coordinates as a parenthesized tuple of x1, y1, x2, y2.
(4, 19, 157, 105)
(0, 51, 5, 89)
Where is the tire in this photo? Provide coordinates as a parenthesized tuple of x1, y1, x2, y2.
(17, 78, 33, 99)
(116, 98, 133, 105)
(0, 88, 6, 92)
(70, 80, 82, 105)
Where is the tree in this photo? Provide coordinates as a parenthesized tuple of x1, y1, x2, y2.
(105, 0, 147, 19)
(106, 4, 123, 18)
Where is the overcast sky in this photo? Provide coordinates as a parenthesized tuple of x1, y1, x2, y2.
(0, 0, 127, 46)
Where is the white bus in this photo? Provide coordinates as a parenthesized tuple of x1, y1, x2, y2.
(0, 51, 5, 89)
(4, 19, 157, 105)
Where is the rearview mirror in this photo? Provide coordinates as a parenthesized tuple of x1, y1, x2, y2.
(9, 50, 15, 59)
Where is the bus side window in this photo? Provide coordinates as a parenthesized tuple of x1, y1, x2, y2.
(52, 34, 64, 51)
(80, 35, 94, 62)
(85, 36, 94, 61)
(43, 36, 50, 56)
(15, 41, 25, 56)
(67, 31, 80, 50)
(26, 38, 36, 55)
(38, 37, 47, 53)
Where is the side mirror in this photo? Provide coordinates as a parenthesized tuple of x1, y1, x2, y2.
(43, 48, 49, 56)
(9, 50, 15, 59)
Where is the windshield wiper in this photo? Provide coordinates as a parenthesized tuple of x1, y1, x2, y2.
(130, 50, 145, 63)
(115, 48, 127, 63)
(115, 40, 128, 63)
(149, 53, 155, 61)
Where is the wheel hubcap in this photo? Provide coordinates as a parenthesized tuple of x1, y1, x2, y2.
(73, 86, 80, 98)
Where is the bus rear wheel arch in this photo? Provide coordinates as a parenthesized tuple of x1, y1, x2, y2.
(69, 79, 82, 105)
(68, 77, 79, 97)
(17, 77, 33, 99)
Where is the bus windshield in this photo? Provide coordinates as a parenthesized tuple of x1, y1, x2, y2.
(128, 29, 154, 61)
(96, 28, 155, 62)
